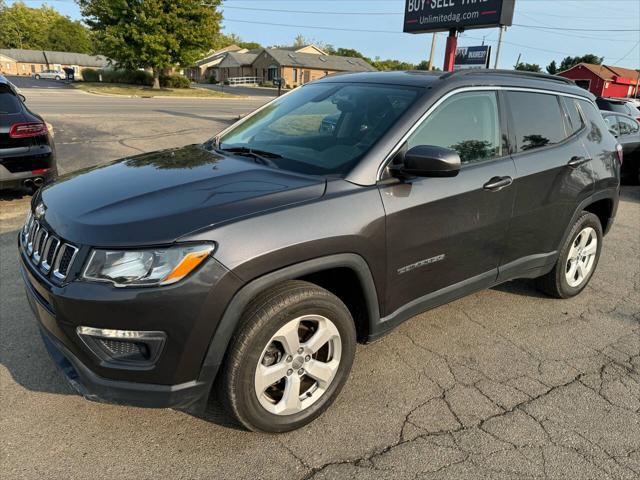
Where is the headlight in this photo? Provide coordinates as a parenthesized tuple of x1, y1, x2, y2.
(81, 244, 214, 287)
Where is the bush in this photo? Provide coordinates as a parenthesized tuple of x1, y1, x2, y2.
(160, 74, 190, 89)
(81, 68, 99, 82)
(207, 76, 218, 84)
(85, 69, 153, 86)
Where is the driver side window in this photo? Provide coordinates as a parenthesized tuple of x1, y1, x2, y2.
(407, 91, 502, 165)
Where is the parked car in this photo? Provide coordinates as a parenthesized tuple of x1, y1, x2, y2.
(0, 75, 57, 192)
(20, 70, 620, 433)
(596, 97, 640, 122)
(602, 111, 640, 184)
(33, 69, 65, 81)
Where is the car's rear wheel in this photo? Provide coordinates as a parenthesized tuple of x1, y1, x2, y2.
(34, 74, 40, 80)
(55, 76, 61, 81)
(220, 280, 356, 432)
(536, 212, 602, 298)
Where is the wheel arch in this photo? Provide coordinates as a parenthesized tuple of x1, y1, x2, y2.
(193, 253, 380, 411)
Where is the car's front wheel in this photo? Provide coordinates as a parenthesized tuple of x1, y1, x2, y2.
(536, 211, 603, 298)
(55, 75, 61, 81)
(220, 280, 356, 432)
(34, 74, 40, 80)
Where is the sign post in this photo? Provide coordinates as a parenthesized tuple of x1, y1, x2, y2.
(404, 0, 516, 72)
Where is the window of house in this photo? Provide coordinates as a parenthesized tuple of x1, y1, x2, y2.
(507, 92, 566, 152)
(293, 68, 298, 82)
(407, 91, 502, 164)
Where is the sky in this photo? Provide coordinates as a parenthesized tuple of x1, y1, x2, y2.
(7, 0, 640, 71)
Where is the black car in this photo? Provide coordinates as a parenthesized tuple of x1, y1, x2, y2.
(19, 70, 620, 432)
(596, 97, 640, 122)
(0, 75, 57, 192)
(602, 111, 640, 183)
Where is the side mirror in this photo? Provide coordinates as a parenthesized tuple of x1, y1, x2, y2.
(393, 145, 461, 178)
(608, 128, 619, 139)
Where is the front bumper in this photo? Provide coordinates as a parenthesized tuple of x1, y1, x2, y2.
(20, 236, 242, 411)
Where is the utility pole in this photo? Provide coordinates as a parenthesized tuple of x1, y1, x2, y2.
(494, 26, 505, 69)
(514, 53, 522, 70)
(427, 33, 437, 71)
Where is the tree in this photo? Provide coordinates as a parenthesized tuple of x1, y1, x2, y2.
(515, 62, 542, 72)
(78, 0, 222, 89)
(558, 54, 603, 72)
(293, 34, 307, 48)
(546, 60, 558, 75)
(0, 1, 93, 53)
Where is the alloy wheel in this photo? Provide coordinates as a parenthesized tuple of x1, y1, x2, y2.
(254, 314, 341, 415)
(565, 227, 598, 287)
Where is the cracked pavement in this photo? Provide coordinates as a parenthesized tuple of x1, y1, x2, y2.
(1, 85, 639, 479)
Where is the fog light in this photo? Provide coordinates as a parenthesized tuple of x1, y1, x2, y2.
(77, 327, 166, 368)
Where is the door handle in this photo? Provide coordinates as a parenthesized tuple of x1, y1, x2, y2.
(567, 156, 591, 168)
(483, 176, 513, 192)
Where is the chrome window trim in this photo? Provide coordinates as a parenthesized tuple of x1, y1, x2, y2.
(376, 86, 596, 181)
(52, 244, 79, 280)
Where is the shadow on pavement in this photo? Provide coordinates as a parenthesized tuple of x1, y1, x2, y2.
(7, 75, 72, 90)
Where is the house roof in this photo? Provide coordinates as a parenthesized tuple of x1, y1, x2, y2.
(562, 63, 640, 82)
(195, 45, 243, 67)
(217, 51, 260, 69)
(261, 49, 376, 72)
(0, 49, 108, 67)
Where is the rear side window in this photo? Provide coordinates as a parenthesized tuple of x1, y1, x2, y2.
(0, 84, 22, 114)
(603, 116, 619, 135)
(561, 97, 584, 135)
(407, 91, 502, 164)
(617, 115, 640, 135)
(578, 99, 609, 144)
(507, 92, 566, 152)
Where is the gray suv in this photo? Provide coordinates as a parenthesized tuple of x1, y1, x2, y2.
(19, 70, 620, 432)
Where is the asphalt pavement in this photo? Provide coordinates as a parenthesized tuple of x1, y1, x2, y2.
(0, 81, 639, 480)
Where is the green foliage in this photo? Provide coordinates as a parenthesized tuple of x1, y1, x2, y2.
(78, 0, 222, 88)
(211, 33, 261, 52)
(515, 62, 542, 73)
(207, 76, 218, 84)
(558, 54, 603, 72)
(80, 67, 99, 82)
(160, 73, 191, 89)
(546, 60, 558, 75)
(0, 1, 93, 53)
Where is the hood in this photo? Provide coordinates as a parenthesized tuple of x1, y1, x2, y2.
(38, 145, 326, 247)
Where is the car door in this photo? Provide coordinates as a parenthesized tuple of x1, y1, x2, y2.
(379, 89, 516, 315)
(498, 91, 594, 280)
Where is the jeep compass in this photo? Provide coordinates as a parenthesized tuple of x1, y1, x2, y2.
(19, 70, 621, 432)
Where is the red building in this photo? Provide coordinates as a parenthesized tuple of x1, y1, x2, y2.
(558, 63, 640, 98)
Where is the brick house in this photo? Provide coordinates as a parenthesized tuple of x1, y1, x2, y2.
(208, 45, 376, 87)
(185, 44, 244, 81)
(558, 63, 640, 98)
(0, 49, 108, 78)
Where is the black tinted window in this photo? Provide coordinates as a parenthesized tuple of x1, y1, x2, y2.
(508, 92, 566, 152)
(407, 91, 502, 164)
(0, 84, 21, 114)
(562, 97, 584, 135)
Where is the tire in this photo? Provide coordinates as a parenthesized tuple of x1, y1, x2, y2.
(536, 212, 603, 298)
(34, 75, 40, 80)
(55, 76, 61, 81)
(220, 280, 356, 433)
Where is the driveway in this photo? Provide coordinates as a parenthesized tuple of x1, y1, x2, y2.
(0, 83, 638, 480)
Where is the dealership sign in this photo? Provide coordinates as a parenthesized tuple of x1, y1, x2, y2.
(455, 45, 491, 69)
(404, 0, 516, 33)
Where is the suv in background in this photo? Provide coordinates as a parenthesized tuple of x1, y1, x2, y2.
(596, 97, 640, 122)
(20, 70, 620, 433)
(603, 111, 640, 183)
(0, 75, 57, 192)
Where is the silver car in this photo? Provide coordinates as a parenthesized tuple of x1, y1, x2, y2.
(33, 69, 65, 81)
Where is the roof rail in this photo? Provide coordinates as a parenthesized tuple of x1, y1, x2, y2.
(439, 69, 575, 86)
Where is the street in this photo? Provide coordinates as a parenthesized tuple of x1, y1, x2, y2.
(1, 83, 639, 480)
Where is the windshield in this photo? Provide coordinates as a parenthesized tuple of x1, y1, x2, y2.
(218, 83, 422, 176)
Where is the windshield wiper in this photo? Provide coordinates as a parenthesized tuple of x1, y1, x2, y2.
(219, 146, 282, 168)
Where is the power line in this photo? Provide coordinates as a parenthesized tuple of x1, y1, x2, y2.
(513, 23, 639, 32)
(611, 41, 640, 64)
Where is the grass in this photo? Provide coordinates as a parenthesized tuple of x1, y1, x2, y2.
(74, 82, 240, 98)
